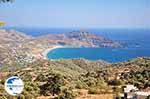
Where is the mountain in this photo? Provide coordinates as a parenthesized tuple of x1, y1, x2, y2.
(38, 31, 122, 48)
(0, 29, 30, 46)
(0, 29, 31, 66)
(0, 29, 48, 66)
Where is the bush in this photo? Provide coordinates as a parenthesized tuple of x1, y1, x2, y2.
(97, 80, 108, 89)
(40, 73, 64, 96)
(75, 80, 88, 89)
(25, 82, 39, 93)
(113, 86, 122, 94)
(108, 79, 123, 86)
(22, 73, 32, 82)
(88, 87, 101, 94)
(36, 74, 47, 82)
(57, 87, 75, 99)
(85, 77, 97, 87)
(25, 86, 33, 91)
(17, 94, 25, 99)
(24, 94, 34, 99)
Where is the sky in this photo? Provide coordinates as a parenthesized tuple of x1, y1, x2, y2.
(0, 0, 150, 28)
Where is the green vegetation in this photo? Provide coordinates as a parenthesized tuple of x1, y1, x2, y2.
(40, 73, 64, 96)
(0, 21, 5, 28)
(57, 87, 76, 99)
(146, 95, 150, 99)
(0, 57, 149, 99)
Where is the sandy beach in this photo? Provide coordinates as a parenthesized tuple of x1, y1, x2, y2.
(42, 45, 63, 59)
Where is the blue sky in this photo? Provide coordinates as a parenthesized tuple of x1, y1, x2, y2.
(0, 0, 150, 28)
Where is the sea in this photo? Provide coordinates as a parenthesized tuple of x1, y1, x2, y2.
(6, 27, 150, 63)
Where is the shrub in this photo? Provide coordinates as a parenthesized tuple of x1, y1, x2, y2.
(36, 73, 47, 82)
(17, 94, 25, 99)
(24, 94, 34, 99)
(40, 73, 64, 96)
(108, 79, 123, 86)
(88, 87, 101, 94)
(25, 86, 33, 91)
(75, 80, 88, 89)
(57, 87, 75, 99)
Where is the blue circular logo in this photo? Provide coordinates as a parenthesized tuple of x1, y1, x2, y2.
(4, 76, 24, 96)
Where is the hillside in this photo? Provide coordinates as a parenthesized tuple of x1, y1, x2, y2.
(0, 29, 31, 66)
(37, 31, 122, 48)
(0, 29, 56, 67)
(0, 57, 149, 99)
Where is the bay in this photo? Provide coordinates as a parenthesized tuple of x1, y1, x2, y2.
(47, 47, 150, 63)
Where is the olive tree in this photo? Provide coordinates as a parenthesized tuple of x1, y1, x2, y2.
(40, 73, 65, 96)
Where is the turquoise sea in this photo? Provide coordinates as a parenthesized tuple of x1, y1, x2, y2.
(46, 28, 150, 63)
(6, 27, 150, 63)
(47, 47, 150, 63)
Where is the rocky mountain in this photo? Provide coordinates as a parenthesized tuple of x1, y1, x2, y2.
(38, 31, 122, 48)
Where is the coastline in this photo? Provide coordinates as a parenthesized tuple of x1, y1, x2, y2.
(41, 45, 63, 59)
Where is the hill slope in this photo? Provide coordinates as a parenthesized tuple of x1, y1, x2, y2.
(38, 31, 121, 48)
(0, 57, 149, 99)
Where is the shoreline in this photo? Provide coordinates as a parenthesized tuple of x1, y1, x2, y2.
(41, 45, 63, 59)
